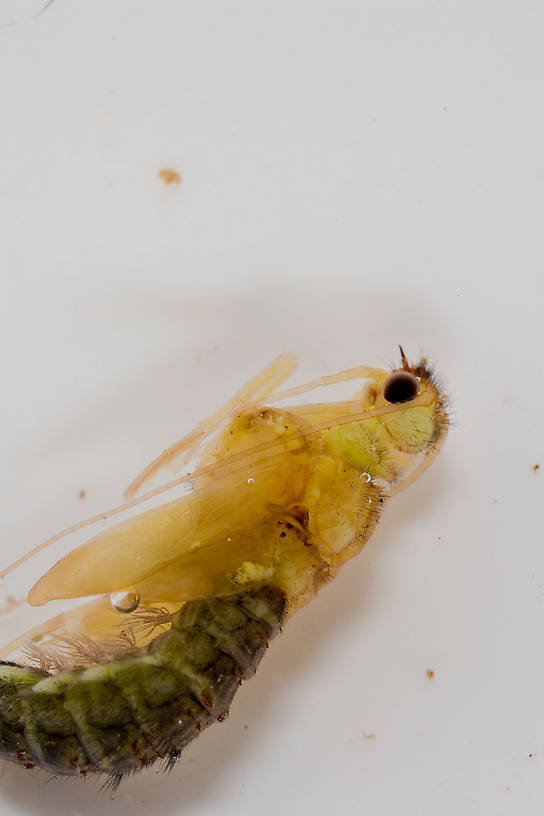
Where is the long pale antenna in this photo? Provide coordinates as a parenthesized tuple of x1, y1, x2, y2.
(0, 396, 434, 581)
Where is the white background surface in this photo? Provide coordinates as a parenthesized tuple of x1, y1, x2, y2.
(0, 1, 543, 814)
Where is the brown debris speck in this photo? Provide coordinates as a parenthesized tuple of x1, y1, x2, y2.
(79, 489, 86, 499)
(201, 691, 213, 708)
(426, 669, 435, 679)
(158, 168, 182, 186)
(362, 732, 376, 740)
(533, 464, 540, 472)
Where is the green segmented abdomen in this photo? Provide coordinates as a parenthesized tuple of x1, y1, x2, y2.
(0, 586, 286, 784)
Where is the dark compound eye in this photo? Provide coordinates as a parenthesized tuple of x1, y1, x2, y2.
(383, 371, 419, 404)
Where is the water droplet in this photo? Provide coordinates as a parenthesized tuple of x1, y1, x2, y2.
(362, 472, 371, 482)
(368, 497, 373, 504)
(247, 477, 255, 484)
(110, 589, 140, 613)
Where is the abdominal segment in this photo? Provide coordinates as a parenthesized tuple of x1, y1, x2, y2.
(0, 586, 286, 784)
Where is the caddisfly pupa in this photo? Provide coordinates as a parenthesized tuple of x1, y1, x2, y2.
(0, 349, 449, 787)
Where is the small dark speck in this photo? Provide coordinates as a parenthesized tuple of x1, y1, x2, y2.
(426, 669, 435, 679)
(529, 753, 535, 758)
(493, 498, 498, 504)
(533, 464, 540, 472)
(79, 489, 86, 500)
(243, 725, 248, 730)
